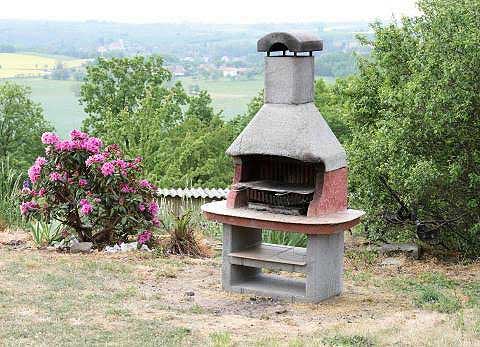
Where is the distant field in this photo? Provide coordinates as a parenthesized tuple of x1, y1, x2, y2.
(177, 76, 264, 119)
(10, 78, 86, 137)
(0, 53, 87, 78)
(4, 75, 333, 138)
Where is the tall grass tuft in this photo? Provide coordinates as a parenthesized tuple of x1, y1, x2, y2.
(158, 195, 222, 239)
(0, 158, 24, 230)
(263, 230, 307, 247)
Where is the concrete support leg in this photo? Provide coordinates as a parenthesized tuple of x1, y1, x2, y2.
(306, 231, 344, 302)
(222, 224, 262, 291)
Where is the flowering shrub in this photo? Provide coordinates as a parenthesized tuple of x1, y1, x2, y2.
(20, 130, 159, 246)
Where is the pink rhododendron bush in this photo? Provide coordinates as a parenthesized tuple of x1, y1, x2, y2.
(20, 130, 159, 246)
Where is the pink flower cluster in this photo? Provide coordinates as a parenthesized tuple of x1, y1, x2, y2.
(78, 178, 88, 187)
(27, 156, 48, 183)
(148, 200, 159, 217)
(79, 199, 93, 215)
(137, 230, 152, 245)
(101, 162, 115, 176)
(41, 132, 60, 145)
(49, 172, 64, 182)
(41, 130, 103, 154)
(20, 201, 39, 215)
(85, 154, 106, 166)
(120, 183, 136, 193)
(139, 179, 155, 190)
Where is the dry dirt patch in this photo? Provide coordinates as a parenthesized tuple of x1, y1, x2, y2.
(0, 230, 479, 346)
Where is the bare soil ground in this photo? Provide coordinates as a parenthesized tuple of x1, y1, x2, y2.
(0, 230, 479, 346)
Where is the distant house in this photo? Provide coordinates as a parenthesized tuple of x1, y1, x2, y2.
(167, 65, 186, 77)
(97, 39, 126, 55)
(221, 56, 230, 63)
(221, 67, 239, 77)
(220, 67, 251, 78)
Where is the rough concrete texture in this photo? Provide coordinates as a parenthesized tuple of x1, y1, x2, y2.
(257, 32, 323, 52)
(226, 103, 347, 171)
(222, 224, 262, 291)
(264, 56, 314, 104)
(221, 223, 345, 302)
(305, 232, 344, 301)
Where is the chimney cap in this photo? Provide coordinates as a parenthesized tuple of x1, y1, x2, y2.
(257, 32, 323, 53)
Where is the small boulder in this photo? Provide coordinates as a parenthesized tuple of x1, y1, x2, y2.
(70, 240, 93, 253)
(380, 243, 420, 259)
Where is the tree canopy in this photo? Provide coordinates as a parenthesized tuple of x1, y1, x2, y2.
(80, 55, 235, 188)
(0, 82, 53, 169)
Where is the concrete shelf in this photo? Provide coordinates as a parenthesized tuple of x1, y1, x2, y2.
(228, 243, 307, 273)
(230, 274, 307, 302)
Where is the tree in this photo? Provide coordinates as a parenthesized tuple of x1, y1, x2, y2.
(0, 82, 53, 169)
(343, 0, 480, 255)
(80, 55, 172, 136)
(81, 55, 235, 188)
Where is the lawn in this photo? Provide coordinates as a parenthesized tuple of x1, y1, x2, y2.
(1, 230, 479, 346)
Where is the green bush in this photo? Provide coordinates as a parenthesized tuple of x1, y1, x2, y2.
(343, 0, 480, 255)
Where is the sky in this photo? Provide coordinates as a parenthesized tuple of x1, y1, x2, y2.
(1, 0, 419, 24)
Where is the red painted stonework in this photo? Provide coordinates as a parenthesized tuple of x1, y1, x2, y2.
(307, 167, 348, 216)
(226, 160, 248, 208)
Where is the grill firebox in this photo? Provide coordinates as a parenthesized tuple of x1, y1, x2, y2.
(232, 155, 320, 215)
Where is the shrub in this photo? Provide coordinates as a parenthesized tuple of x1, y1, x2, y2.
(161, 210, 211, 257)
(28, 220, 63, 247)
(20, 130, 159, 246)
(343, 0, 480, 255)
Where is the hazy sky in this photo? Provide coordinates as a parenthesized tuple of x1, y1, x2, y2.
(1, 0, 419, 23)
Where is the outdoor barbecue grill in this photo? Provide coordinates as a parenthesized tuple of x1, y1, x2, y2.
(202, 31, 364, 302)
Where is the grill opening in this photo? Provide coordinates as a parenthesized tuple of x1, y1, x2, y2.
(234, 155, 323, 215)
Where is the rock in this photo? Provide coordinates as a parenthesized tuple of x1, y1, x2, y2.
(185, 291, 195, 297)
(140, 244, 152, 252)
(104, 242, 139, 253)
(381, 257, 403, 266)
(275, 308, 288, 314)
(70, 241, 93, 253)
(380, 243, 420, 259)
(104, 244, 121, 253)
(120, 242, 138, 252)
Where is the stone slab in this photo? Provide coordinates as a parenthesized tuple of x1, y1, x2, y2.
(202, 200, 364, 234)
(230, 274, 307, 303)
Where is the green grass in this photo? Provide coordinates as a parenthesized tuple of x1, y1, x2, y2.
(388, 272, 472, 313)
(322, 334, 375, 347)
(0, 159, 24, 230)
(8, 78, 86, 137)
